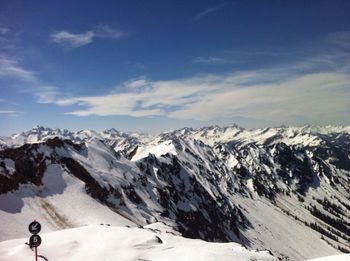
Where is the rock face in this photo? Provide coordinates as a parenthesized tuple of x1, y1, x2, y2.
(0, 125, 350, 260)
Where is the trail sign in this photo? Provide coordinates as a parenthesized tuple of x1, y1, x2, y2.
(28, 220, 42, 261)
(29, 221, 41, 235)
(29, 234, 42, 247)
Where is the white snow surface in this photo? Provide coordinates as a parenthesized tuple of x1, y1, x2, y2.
(0, 225, 277, 261)
(233, 196, 341, 260)
(308, 254, 350, 261)
(0, 163, 134, 241)
(131, 139, 178, 161)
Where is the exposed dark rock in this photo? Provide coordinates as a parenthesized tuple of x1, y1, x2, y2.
(128, 146, 138, 160)
(61, 157, 109, 202)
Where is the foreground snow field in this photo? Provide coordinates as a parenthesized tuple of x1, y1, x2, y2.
(0, 224, 277, 261)
(308, 254, 350, 261)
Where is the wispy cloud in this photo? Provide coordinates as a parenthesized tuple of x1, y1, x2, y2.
(1, 28, 349, 127)
(0, 110, 17, 114)
(50, 24, 127, 48)
(328, 31, 350, 49)
(168, 71, 350, 124)
(0, 55, 60, 103)
(51, 57, 350, 126)
(93, 24, 126, 39)
(50, 31, 94, 48)
(194, 2, 230, 21)
(0, 27, 19, 51)
(33, 85, 60, 104)
(123, 77, 149, 89)
(0, 56, 37, 82)
(0, 27, 9, 35)
(193, 56, 233, 65)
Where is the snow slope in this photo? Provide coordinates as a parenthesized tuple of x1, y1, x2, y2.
(0, 161, 134, 241)
(308, 254, 350, 261)
(0, 224, 277, 261)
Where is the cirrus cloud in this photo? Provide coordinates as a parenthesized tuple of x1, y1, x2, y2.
(50, 31, 94, 48)
(0, 55, 37, 82)
(0, 110, 17, 114)
(328, 31, 350, 49)
(52, 61, 350, 126)
(50, 24, 127, 48)
(0, 55, 61, 104)
(0, 27, 9, 35)
(194, 2, 230, 21)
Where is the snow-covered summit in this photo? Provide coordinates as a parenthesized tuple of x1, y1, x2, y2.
(1, 126, 74, 147)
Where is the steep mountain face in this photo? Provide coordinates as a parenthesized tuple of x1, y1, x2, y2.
(0, 125, 350, 260)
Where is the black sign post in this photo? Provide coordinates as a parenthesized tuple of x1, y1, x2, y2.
(29, 221, 41, 235)
(28, 220, 42, 261)
(29, 234, 42, 247)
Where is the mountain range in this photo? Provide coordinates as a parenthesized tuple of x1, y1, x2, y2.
(0, 125, 350, 260)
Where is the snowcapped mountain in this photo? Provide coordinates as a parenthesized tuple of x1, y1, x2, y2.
(0, 126, 149, 152)
(0, 125, 350, 260)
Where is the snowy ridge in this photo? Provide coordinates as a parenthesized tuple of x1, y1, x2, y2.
(1, 125, 350, 260)
(0, 224, 277, 261)
(2, 124, 350, 150)
(0, 126, 149, 154)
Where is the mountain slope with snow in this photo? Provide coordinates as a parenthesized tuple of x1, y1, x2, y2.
(308, 254, 350, 261)
(1, 125, 350, 260)
(0, 224, 277, 261)
(0, 160, 134, 241)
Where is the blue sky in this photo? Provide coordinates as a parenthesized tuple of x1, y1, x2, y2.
(0, 0, 350, 135)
